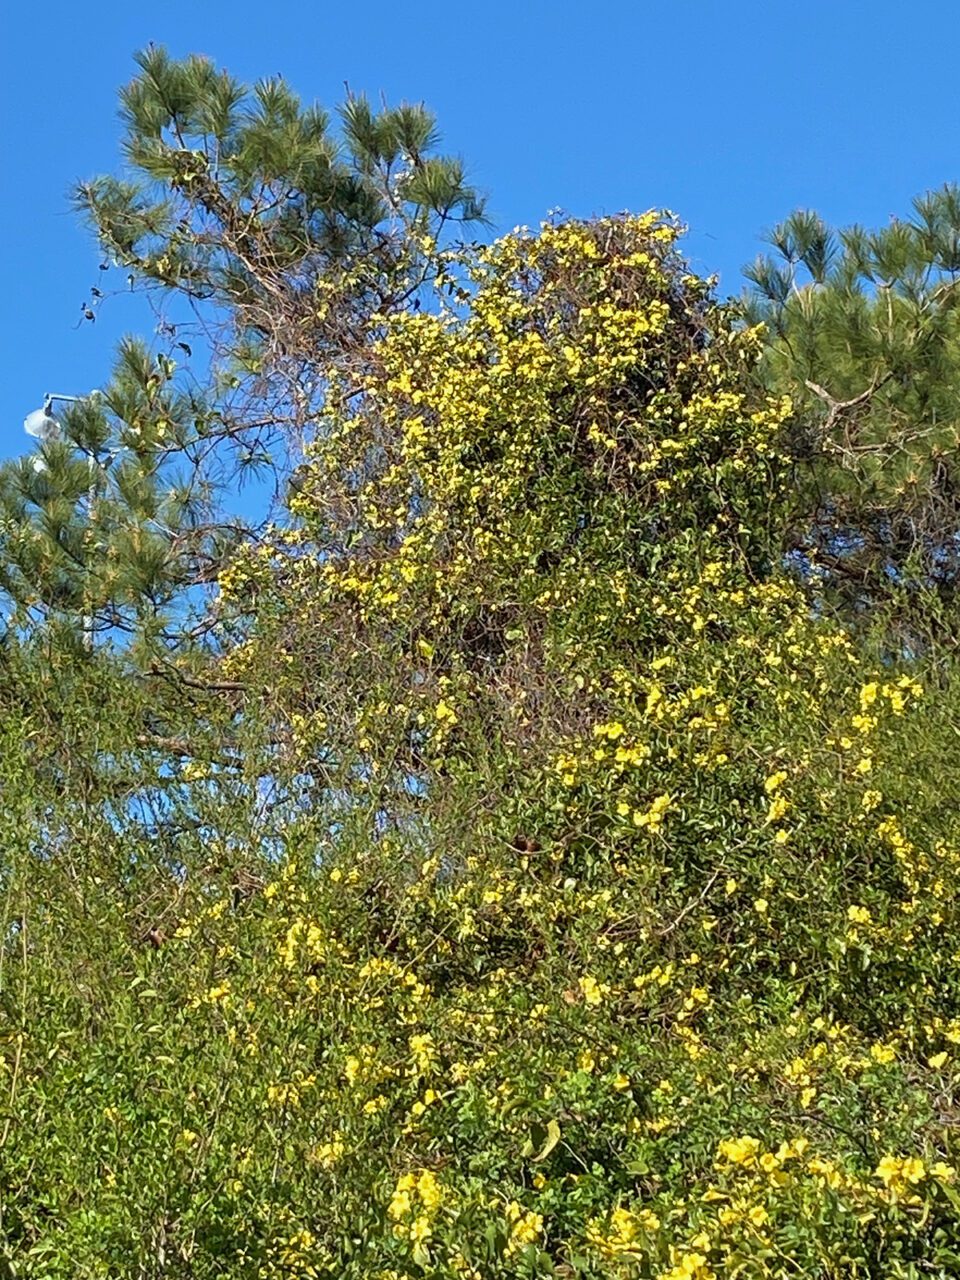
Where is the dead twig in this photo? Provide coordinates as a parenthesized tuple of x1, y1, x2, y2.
(657, 868, 723, 937)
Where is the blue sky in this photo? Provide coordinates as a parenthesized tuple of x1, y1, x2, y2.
(3, 0, 958, 471)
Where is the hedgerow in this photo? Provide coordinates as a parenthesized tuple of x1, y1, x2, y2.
(5, 213, 960, 1280)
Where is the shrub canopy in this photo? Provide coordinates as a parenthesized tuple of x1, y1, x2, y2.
(4, 51, 960, 1280)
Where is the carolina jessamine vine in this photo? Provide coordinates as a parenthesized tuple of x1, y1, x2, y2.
(5, 51, 960, 1280)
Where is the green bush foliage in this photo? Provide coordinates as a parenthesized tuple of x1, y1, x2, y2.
(5, 205, 960, 1280)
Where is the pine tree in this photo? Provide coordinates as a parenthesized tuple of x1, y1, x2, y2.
(0, 47, 484, 661)
(742, 186, 960, 638)
(1, 339, 237, 657)
(78, 46, 486, 458)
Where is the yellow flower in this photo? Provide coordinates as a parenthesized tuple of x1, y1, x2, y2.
(417, 1169, 443, 1210)
(717, 1135, 761, 1166)
(434, 699, 458, 727)
(607, 1206, 638, 1246)
(505, 1202, 543, 1253)
(593, 720, 626, 740)
(388, 1188, 412, 1221)
(409, 1213, 432, 1244)
(661, 1251, 716, 1280)
(775, 1137, 809, 1162)
(633, 793, 673, 832)
(766, 796, 789, 824)
(579, 975, 607, 1006)
(875, 1154, 926, 1192)
(409, 1032, 438, 1074)
(312, 1138, 344, 1169)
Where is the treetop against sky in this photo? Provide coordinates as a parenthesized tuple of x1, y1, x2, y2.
(3, 0, 959, 465)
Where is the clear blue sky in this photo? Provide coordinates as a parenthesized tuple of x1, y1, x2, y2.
(2, 0, 958, 468)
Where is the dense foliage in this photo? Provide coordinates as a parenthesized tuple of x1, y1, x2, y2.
(743, 189, 960, 639)
(4, 50, 960, 1280)
(0, 46, 485, 659)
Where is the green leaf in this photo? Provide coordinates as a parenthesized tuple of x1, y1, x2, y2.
(532, 1118, 561, 1163)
